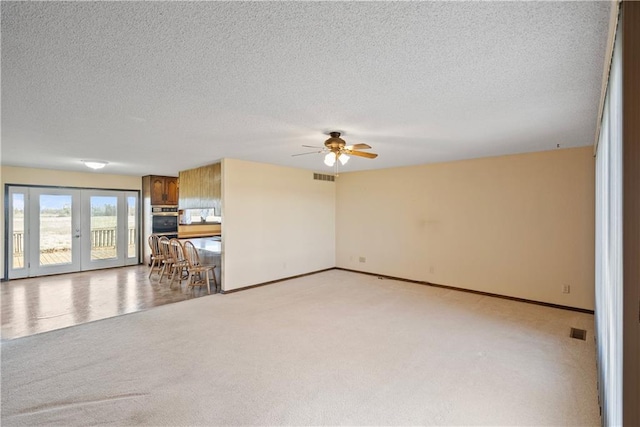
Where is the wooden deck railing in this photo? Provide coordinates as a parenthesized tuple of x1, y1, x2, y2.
(13, 233, 24, 254)
(12, 228, 136, 253)
(91, 228, 116, 248)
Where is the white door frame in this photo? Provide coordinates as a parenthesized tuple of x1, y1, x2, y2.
(7, 187, 30, 279)
(28, 187, 82, 277)
(124, 191, 140, 267)
(6, 186, 140, 279)
(81, 190, 125, 271)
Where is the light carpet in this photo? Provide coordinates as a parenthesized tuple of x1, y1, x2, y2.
(1, 269, 599, 426)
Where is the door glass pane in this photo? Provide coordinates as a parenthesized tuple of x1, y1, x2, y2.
(127, 196, 137, 258)
(12, 193, 25, 269)
(39, 194, 72, 266)
(91, 196, 117, 261)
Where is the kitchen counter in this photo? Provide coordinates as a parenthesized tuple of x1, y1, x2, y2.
(179, 237, 221, 290)
(178, 222, 221, 239)
(182, 237, 221, 253)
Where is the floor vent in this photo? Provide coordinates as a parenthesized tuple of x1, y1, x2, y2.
(570, 328, 587, 341)
(313, 173, 335, 182)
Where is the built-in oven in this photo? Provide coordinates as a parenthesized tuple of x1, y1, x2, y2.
(151, 206, 178, 238)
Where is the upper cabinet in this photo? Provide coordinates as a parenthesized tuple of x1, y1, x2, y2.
(149, 175, 179, 205)
(179, 163, 221, 210)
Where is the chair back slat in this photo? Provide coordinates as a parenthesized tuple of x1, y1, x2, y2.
(169, 239, 186, 264)
(183, 241, 201, 268)
(159, 236, 172, 259)
(148, 235, 161, 257)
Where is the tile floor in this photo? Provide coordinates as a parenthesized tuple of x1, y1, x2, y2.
(1, 264, 214, 341)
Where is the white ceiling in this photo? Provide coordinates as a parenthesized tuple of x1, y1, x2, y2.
(1, 1, 611, 177)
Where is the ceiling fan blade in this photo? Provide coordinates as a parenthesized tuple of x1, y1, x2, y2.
(291, 150, 323, 157)
(302, 145, 325, 149)
(346, 150, 378, 159)
(345, 143, 372, 150)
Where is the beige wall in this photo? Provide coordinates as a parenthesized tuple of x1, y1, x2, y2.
(221, 159, 335, 291)
(335, 147, 595, 310)
(1, 166, 142, 190)
(3, 151, 595, 310)
(1, 166, 142, 278)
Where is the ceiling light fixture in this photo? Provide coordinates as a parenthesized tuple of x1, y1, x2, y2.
(82, 160, 108, 170)
(324, 152, 336, 167)
(293, 131, 378, 176)
(324, 152, 349, 175)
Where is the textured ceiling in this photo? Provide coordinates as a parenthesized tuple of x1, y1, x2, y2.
(1, 1, 611, 176)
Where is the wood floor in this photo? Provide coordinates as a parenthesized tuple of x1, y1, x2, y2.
(12, 246, 135, 268)
(1, 264, 214, 341)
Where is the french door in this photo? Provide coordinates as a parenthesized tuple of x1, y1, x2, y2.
(7, 186, 139, 279)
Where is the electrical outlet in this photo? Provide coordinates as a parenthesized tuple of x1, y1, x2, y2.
(562, 285, 570, 294)
(359, 257, 366, 263)
(429, 266, 434, 274)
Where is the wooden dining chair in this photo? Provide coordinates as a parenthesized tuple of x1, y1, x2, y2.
(158, 236, 174, 282)
(148, 235, 165, 278)
(183, 241, 218, 294)
(168, 239, 189, 288)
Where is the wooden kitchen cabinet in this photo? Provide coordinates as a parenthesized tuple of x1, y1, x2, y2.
(149, 175, 179, 205)
(164, 177, 179, 205)
(179, 163, 221, 210)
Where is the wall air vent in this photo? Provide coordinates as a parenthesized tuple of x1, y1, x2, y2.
(313, 173, 335, 182)
(570, 328, 587, 341)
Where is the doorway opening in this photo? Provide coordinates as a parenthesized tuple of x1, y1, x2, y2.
(6, 186, 140, 279)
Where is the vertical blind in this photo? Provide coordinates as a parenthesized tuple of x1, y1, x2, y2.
(595, 12, 623, 426)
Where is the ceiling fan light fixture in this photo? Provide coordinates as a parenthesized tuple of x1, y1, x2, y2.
(324, 153, 336, 167)
(292, 130, 377, 171)
(82, 160, 108, 170)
